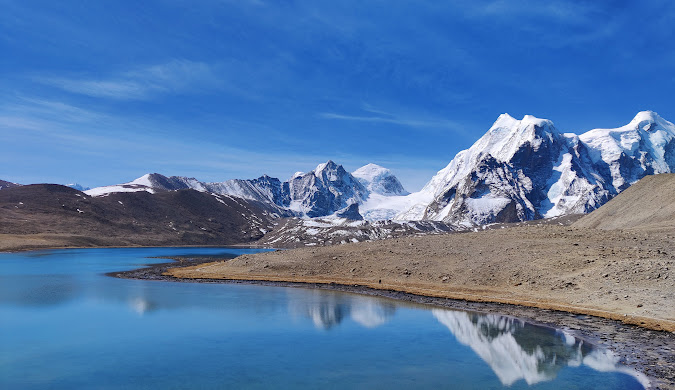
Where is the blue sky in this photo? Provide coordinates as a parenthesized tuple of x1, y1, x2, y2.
(2, 0, 675, 191)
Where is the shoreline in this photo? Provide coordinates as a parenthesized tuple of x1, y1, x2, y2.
(0, 240, 270, 254)
(112, 256, 675, 389)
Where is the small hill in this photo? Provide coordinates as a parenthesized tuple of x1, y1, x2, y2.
(0, 179, 20, 190)
(573, 173, 675, 231)
(0, 184, 283, 249)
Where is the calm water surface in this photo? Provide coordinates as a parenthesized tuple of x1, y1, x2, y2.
(0, 247, 646, 389)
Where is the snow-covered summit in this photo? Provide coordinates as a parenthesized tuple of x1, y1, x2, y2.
(395, 113, 566, 223)
(287, 160, 367, 217)
(579, 110, 675, 190)
(85, 173, 205, 197)
(352, 163, 409, 196)
(395, 111, 675, 226)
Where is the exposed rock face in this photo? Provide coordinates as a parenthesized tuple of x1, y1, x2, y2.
(286, 161, 368, 217)
(203, 175, 289, 208)
(399, 111, 675, 226)
(334, 203, 363, 220)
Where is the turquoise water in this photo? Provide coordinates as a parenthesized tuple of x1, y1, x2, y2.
(0, 247, 646, 389)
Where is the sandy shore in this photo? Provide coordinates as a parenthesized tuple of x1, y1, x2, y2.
(169, 225, 675, 333)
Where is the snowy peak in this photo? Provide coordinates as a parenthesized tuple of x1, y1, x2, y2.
(85, 173, 206, 197)
(314, 160, 337, 175)
(288, 161, 367, 217)
(352, 163, 409, 196)
(85, 173, 158, 196)
(479, 113, 560, 162)
(399, 110, 675, 226)
(629, 110, 673, 132)
(313, 160, 346, 182)
(579, 111, 675, 191)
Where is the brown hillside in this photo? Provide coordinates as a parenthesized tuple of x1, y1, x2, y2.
(0, 184, 280, 250)
(573, 174, 675, 231)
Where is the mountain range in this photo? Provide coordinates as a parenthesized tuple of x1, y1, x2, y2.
(72, 110, 675, 227)
(3, 110, 674, 250)
(83, 161, 408, 219)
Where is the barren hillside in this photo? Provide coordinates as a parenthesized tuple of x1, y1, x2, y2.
(574, 173, 675, 232)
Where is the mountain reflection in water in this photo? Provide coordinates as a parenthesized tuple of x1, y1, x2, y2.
(432, 309, 648, 388)
(287, 289, 396, 329)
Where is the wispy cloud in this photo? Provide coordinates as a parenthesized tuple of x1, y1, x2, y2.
(455, 0, 598, 24)
(318, 105, 464, 132)
(35, 59, 222, 100)
(0, 96, 361, 185)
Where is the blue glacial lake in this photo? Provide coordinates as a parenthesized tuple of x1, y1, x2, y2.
(0, 247, 647, 389)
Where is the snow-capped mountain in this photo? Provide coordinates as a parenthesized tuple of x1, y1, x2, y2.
(395, 111, 675, 226)
(352, 163, 409, 196)
(85, 173, 204, 196)
(286, 161, 368, 217)
(84, 111, 674, 227)
(578, 110, 675, 191)
(85, 161, 405, 219)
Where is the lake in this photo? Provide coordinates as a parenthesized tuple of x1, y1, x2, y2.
(0, 247, 646, 389)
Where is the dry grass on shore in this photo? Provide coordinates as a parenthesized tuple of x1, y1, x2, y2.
(169, 224, 675, 332)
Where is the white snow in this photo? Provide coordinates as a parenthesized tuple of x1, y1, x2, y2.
(301, 220, 336, 228)
(352, 163, 409, 196)
(314, 162, 328, 174)
(465, 196, 512, 220)
(579, 111, 675, 190)
(129, 174, 153, 187)
(360, 191, 434, 221)
(85, 184, 155, 197)
(85, 173, 157, 197)
(352, 163, 389, 183)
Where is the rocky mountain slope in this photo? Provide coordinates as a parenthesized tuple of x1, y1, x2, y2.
(0, 180, 21, 190)
(573, 173, 675, 232)
(256, 215, 456, 248)
(394, 111, 675, 226)
(0, 184, 283, 247)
